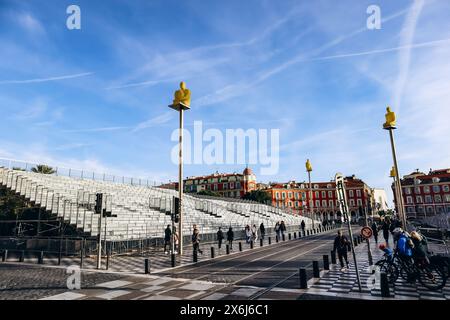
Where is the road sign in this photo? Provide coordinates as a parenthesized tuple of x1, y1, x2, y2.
(361, 226, 373, 239)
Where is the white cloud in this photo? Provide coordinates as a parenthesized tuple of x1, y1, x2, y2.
(16, 13, 45, 35)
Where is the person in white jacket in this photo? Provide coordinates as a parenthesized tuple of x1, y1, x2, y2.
(252, 224, 258, 242)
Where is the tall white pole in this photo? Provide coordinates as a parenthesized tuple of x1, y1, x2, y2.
(389, 129, 407, 229)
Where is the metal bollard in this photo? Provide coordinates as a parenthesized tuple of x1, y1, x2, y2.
(193, 250, 198, 263)
(19, 250, 25, 262)
(313, 260, 320, 278)
(211, 247, 215, 259)
(323, 255, 330, 270)
(331, 250, 337, 264)
(226, 244, 230, 254)
(171, 253, 176, 267)
(250, 241, 254, 249)
(239, 242, 242, 251)
(144, 258, 150, 274)
(106, 249, 110, 270)
(380, 272, 390, 297)
(299, 268, 308, 289)
(268, 237, 271, 245)
(306, 230, 310, 236)
(2, 249, 7, 262)
(288, 233, 292, 240)
(38, 251, 44, 264)
(260, 238, 263, 247)
(354, 238, 358, 247)
(294, 232, 297, 239)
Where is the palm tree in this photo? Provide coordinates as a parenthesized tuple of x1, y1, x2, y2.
(31, 165, 56, 174)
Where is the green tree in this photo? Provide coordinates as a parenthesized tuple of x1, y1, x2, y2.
(31, 165, 56, 174)
(242, 190, 271, 204)
(197, 190, 221, 197)
(12, 167, 25, 171)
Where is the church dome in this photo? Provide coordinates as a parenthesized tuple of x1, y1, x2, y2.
(243, 167, 253, 176)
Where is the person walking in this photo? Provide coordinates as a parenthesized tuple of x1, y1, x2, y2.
(280, 221, 286, 238)
(275, 222, 281, 241)
(245, 225, 252, 243)
(381, 217, 391, 246)
(173, 226, 179, 254)
(333, 230, 350, 271)
(217, 227, 224, 250)
(371, 220, 379, 244)
(192, 227, 203, 255)
(164, 225, 171, 254)
(300, 220, 306, 233)
(259, 223, 265, 240)
(252, 224, 258, 242)
(227, 226, 234, 250)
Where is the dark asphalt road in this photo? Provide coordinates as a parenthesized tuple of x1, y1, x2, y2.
(158, 227, 349, 293)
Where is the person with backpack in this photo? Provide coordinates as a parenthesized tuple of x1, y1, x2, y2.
(410, 231, 429, 264)
(192, 227, 203, 255)
(371, 220, 379, 244)
(245, 225, 252, 243)
(275, 222, 281, 241)
(381, 217, 391, 246)
(164, 225, 171, 254)
(217, 227, 224, 249)
(333, 230, 350, 271)
(393, 228, 413, 259)
(280, 221, 286, 238)
(227, 226, 234, 250)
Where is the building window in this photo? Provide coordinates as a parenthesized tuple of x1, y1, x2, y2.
(407, 207, 414, 213)
(315, 191, 319, 198)
(328, 191, 333, 198)
(405, 187, 411, 195)
(349, 190, 354, 197)
(416, 196, 423, 203)
(294, 193, 299, 200)
(424, 186, 430, 193)
(295, 201, 299, 208)
(214, 184, 218, 191)
(322, 200, 327, 207)
(282, 192, 286, 199)
(426, 206, 434, 214)
(443, 185, 449, 192)
(417, 206, 424, 214)
(327, 184, 332, 189)
(314, 184, 319, 189)
(302, 193, 306, 200)
(445, 195, 450, 202)
(329, 200, 334, 207)
(223, 183, 228, 190)
(433, 185, 440, 193)
(315, 200, 320, 207)
(322, 191, 326, 198)
(275, 192, 280, 200)
(415, 186, 421, 194)
(425, 195, 432, 203)
(357, 199, 362, 206)
(350, 199, 355, 206)
(436, 206, 443, 213)
(407, 196, 413, 204)
(356, 190, 361, 197)
(435, 195, 442, 203)
(289, 202, 292, 207)
(446, 205, 450, 213)
(230, 182, 234, 189)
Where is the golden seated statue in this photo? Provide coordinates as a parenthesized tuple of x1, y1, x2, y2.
(383, 106, 396, 129)
(305, 159, 312, 172)
(390, 166, 396, 178)
(172, 81, 191, 107)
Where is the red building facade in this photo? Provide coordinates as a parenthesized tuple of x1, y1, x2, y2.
(394, 168, 450, 218)
(263, 175, 374, 221)
(183, 167, 257, 198)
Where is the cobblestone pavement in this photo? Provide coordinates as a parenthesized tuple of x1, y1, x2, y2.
(0, 264, 126, 300)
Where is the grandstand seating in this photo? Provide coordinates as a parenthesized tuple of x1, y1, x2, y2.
(0, 167, 313, 241)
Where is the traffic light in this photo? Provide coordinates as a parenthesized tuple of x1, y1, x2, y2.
(173, 197, 180, 223)
(95, 193, 103, 214)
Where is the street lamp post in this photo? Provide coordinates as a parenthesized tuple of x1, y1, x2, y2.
(383, 107, 407, 229)
(169, 82, 191, 256)
(306, 159, 314, 229)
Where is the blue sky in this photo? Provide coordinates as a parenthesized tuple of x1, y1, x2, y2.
(1, 0, 450, 205)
